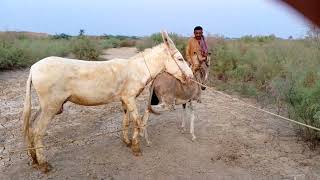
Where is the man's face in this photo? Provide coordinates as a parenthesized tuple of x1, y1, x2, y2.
(194, 29, 203, 40)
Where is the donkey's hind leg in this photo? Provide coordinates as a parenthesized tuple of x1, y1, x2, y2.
(32, 101, 63, 173)
(27, 108, 41, 165)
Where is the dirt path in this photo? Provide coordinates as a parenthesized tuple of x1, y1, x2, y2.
(100, 47, 138, 60)
(1, 48, 320, 179)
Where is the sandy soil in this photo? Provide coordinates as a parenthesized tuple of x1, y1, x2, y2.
(1, 48, 320, 180)
(99, 47, 138, 60)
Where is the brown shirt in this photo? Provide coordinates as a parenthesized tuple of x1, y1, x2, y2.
(185, 37, 207, 70)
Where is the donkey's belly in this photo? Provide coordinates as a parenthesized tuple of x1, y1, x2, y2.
(68, 88, 121, 106)
(67, 76, 124, 106)
(69, 94, 120, 106)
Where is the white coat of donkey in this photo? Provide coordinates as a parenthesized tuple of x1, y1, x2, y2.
(22, 31, 193, 172)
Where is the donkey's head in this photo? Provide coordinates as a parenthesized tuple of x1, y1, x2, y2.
(160, 31, 193, 83)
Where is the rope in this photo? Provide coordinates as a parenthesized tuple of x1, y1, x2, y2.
(189, 79, 320, 132)
(3, 125, 147, 156)
(141, 52, 153, 80)
(169, 50, 188, 82)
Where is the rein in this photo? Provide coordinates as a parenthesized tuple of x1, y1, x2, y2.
(142, 52, 153, 80)
(141, 52, 164, 85)
(169, 50, 188, 82)
(192, 54, 209, 88)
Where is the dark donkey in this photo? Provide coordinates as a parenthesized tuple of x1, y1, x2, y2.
(140, 53, 211, 144)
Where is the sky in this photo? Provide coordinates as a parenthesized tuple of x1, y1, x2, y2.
(0, 0, 310, 38)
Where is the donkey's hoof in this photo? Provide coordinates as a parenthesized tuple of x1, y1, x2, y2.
(38, 162, 53, 173)
(30, 157, 39, 166)
(191, 136, 197, 141)
(131, 143, 142, 156)
(132, 148, 142, 156)
(122, 139, 132, 147)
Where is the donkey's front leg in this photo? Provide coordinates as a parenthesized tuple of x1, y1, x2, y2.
(126, 97, 142, 156)
(189, 102, 196, 141)
(141, 109, 152, 146)
(181, 104, 187, 132)
(121, 101, 131, 147)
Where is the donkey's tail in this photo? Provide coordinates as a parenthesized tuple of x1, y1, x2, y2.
(22, 71, 32, 142)
(148, 81, 160, 115)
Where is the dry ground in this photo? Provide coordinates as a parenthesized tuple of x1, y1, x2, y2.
(1, 48, 320, 180)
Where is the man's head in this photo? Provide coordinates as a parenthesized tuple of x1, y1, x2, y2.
(194, 26, 203, 40)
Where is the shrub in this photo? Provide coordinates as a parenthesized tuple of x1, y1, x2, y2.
(71, 37, 101, 60)
(51, 33, 72, 40)
(0, 37, 72, 70)
(0, 40, 31, 69)
(119, 39, 136, 47)
(136, 32, 186, 54)
(100, 37, 121, 49)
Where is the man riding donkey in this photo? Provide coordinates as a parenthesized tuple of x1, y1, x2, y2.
(185, 26, 209, 72)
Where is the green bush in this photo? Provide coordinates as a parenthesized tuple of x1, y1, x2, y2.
(17, 38, 71, 59)
(136, 32, 186, 54)
(100, 37, 121, 49)
(51, 33, 72, 40)
(119, 39, 136, 47)
(0, 37, 72, 70)
(0, 40, 31, 69)
(71, 37, 102, 60)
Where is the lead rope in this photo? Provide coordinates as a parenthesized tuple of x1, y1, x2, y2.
(169, 50, 188, 81)
(4, 124, 148, 156)
(189, 78, 320, 132)
(142, 52, 153, 81)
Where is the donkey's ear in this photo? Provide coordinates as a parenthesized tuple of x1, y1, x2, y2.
(161, 30, 170, 48)
(161, 30, 176, 51)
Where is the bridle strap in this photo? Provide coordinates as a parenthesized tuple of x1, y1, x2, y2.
(193, 68, 203, 89)
(168, 50, 187, 81)
(142, 52, 165, 85)
(142, 52, 152, 77)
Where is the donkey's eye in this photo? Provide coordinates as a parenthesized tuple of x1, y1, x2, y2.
(178, 58, 183, 61)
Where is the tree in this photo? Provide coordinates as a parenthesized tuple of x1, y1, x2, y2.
(79, 29, 85, 37)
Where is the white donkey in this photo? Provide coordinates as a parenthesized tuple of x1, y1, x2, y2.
(22, 31, 193, 172)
